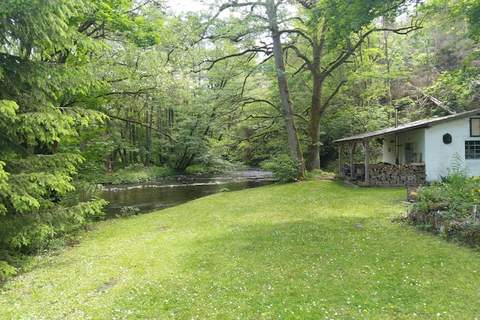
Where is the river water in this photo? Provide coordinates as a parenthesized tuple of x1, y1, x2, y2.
(101, 169, 275, 217)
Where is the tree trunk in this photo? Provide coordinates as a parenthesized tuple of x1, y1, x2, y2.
(266, 0, 305, 178)
(306, 71, 323, 170)
(305, 26, 326, 171)
(382, 17, 393, 107)
(145, 103, 153, 166)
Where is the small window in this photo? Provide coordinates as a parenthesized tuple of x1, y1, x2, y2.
(465, 140, 480, 159)
(470, 118, 480, 137)
(443, 133, 452, 144)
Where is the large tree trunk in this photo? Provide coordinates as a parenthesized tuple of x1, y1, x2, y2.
(266, 0, 305, 178)
(305, 26, 326, 171)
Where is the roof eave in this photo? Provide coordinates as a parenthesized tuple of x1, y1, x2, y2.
(333, 108, 480, 144)
(333, 124, 431, 144)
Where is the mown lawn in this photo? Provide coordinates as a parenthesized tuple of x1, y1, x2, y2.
(1, 181, 480, 319)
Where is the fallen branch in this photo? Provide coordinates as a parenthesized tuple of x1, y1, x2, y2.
(407, 82, 455, 115)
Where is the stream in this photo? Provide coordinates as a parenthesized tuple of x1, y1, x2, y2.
(101, 169, 275, 217)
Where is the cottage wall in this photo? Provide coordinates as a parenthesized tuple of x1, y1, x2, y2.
(382, 129, 425, 164)
(424, 117, 480, 181)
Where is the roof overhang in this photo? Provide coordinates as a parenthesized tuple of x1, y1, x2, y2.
(333, 108, 480, 144)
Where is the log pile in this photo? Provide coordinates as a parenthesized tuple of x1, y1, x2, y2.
(350, 163, 426, 186)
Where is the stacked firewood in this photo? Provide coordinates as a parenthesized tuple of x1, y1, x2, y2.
(348, 163, 426, 186)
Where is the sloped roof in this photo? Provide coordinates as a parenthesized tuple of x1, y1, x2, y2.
(334, 108, 480, 143)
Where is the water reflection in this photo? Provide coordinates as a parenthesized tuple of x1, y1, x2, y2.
(102, 170, 274, 217)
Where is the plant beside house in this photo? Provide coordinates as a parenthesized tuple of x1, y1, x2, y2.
(406, 170, 480, 246)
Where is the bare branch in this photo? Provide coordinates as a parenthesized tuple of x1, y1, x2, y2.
(219, 1, 265, 11)
(241, 55, 274, 96)
(292, 62, 308, 77)
(323, 80, 347, 110)
(125, 0, 161, 14)
(285, 44, 312, 69)
(194, 47, 271, 72)
(203, 27, 266, 43)
(193, 1, 265, 46)
(279, 29, 313, 46)
(296, 0, 318, 9)
(94, 87, 158, 98)
(279, 16, 306, 25)
(241, 97, 279, 110)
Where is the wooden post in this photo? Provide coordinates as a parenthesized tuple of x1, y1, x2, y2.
(363, 140, 370, 185)
(349, 142, 356, 180)
(338, 144, 343, 176)
(395, 133, 400, 165)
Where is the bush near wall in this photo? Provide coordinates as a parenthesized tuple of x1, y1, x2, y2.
(405, 171, 480, 246)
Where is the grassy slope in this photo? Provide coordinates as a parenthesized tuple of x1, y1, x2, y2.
(1, 181, 480, 319)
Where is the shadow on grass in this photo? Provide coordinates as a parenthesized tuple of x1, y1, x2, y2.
(111, 218, 480, 318)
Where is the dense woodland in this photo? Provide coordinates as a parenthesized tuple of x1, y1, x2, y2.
(0, 0, 478, 277)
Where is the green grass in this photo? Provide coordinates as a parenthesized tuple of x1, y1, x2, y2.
(1, 181, 480, 319)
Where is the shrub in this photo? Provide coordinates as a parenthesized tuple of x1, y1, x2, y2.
(406, 169, 480, 246)
(117, 206, 141, 218)
(185, 164, 209, 175)
(101, 165, 175, 185)
(184, 159, 237, 176)
(0, 181, 106, 282)
(261, 154, 299, 183)
(0, 260, 17, 282)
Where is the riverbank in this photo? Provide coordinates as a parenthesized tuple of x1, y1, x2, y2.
(2, 181, 480, 318)
(95, 164, 259, 186)
(95, 165, 176, 185)
(101, 168, 275, 216)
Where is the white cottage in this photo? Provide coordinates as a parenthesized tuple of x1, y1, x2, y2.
(334, 109, 480, 185)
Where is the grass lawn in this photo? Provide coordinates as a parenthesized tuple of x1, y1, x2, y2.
(1, 181, 480, 319)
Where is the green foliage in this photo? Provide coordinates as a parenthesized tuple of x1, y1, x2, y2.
(0, 0, 167, 277)
(185, 164, 209, 175)
(430, 66, 480, 111)
(312, 0, 408, 49)
(434, 0, 480, 42)
(407, 168, 480, 246)
(261, 154, 299, 183)
(464, 0, 480, 41)
(0, 261, 16, 282)
(100, 165, 175, 185)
